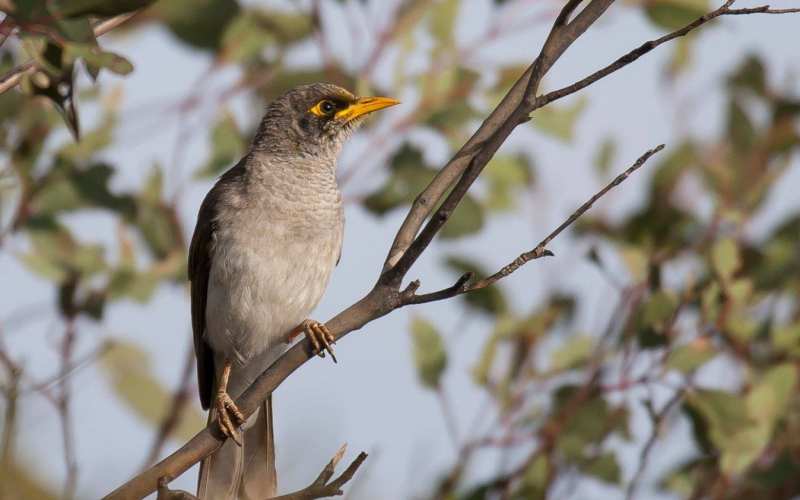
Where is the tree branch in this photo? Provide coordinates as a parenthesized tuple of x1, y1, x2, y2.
(381, 0, 615, 273)
(272, 445, 368, 500)
(402, 145, 664, 305)
(153, 445, 367, 500)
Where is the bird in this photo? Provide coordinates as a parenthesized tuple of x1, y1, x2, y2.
(188, 83, 399, 500)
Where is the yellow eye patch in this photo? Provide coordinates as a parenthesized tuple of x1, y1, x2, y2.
(308, 99, 337, 117)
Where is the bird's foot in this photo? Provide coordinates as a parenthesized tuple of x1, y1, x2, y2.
(295, 319, 336, 363)
(214, 388, 244, 445)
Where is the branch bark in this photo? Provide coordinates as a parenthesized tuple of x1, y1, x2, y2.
(103, 2, 800, 499)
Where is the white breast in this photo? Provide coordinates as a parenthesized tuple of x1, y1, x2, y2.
(204, 195, 343, 364)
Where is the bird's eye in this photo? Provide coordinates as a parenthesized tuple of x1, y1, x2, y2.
(320, 100, 335, 114)
(309, 99, 338, 117)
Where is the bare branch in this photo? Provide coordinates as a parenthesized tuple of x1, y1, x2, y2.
(530, 1, 800, 112)
(382, 0, 615, 273)
(272, 445, 368, 500)
(625, 389, 685, 500)
(401, 145, 664, 305)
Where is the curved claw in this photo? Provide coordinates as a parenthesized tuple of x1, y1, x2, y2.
(215, 390, 244, 446)
(303, 319, 337, 363)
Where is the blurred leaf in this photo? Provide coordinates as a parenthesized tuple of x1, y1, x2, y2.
(52, 0, 156, 17)
(484, 154, 535, 212)
(19, 40, 80, 139)
(0, 458, 58, 500)
(665, 338, 715, 373)
(19, 222, 107, 281)
(364, 144, 434, 215)
(135, 166, 183, 259)
(728, 55, 767, 97)
(667, 33, 694, 76)
(151, 0, 240, 50)
(429, 0, 459, 48)
(410, 316, 447, 389)
(31, 161, 135, 217)
(64, 43, 134, 76)
(645, 0, 708, 30)
(772, 322, 800, 357)
(515, 455, 549, 500)
(440, 193, 484, 239)
(594, 138, 616, 176)
(747, 364, 796, 428)
(555, 388, 629, 459)
(728, 98, 756, 153)
(101, 341, 205, 440)
(196, 110, 246, 178)
(582, 452, 621, 484)
(711, 237, 740, 282)
(445, 255, 508, 315)
(550, 335, 593, 371)
(530, 97, 587, 142)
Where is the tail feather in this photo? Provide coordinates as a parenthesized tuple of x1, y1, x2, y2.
(198, 346, 285, 500)
(197, 397, 277, 500)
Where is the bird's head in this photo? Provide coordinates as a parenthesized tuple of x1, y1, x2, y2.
(252, 83, 399, 159)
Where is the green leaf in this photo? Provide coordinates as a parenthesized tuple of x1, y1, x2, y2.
(429, 0, 459, 47)
(484, 154, 535, 212)
(728, 98, 756, 153)
(364, 144, 435, 215)
(665, 338, 715, 374)
(594, 138, 617, 176)
(530, 97, 587, 142)
(195, 110, 246, 178)
(444, 255, 508, 315)
(440, 193, 484, 239)
(550, 335, 593, 371)
(555, 388, 629, 459)
(151, 0, 241, 50)
(711, 237, 741, 282)
(728, 55, 767, 96)
(582, 452, 621, 484)
(0, 458, 58, 500)
(747, 364, 797, 428)
(515, 455, 549, 499)
(220, 11, 276, 63)
(101, 342, 204, 441)
(410, 316, 447, 389)
(64, 44, 134, 76)
(52, 0, 156, 18)
(645, 0, 708, 30)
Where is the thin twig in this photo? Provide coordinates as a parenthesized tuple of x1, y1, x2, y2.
(404, 145, 665, 305)
(625, 389, 685, 500)
(271, 445, 368, 500)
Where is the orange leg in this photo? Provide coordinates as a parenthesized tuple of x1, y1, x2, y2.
(214, 359, 245, 446)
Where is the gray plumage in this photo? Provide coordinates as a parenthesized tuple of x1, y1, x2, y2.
(189, 83, 389, 500)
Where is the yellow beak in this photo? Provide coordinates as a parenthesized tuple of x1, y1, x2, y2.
(335, 96, 400, 122)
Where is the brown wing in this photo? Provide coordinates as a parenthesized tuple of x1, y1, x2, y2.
(189, 162, 245, 409)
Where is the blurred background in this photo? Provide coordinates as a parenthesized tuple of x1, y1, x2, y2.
(1, 0, 800, 499)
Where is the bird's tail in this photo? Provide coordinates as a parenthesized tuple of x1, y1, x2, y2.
(197, 397, 276, 500)
(197, 346, 285, 500)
